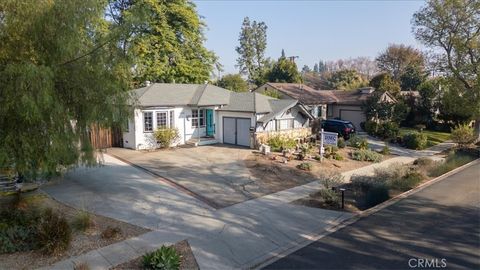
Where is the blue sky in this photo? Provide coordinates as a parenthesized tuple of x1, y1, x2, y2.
(194, 0, 426, 75)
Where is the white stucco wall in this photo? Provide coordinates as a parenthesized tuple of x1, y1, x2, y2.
(124, 106, 224, 150)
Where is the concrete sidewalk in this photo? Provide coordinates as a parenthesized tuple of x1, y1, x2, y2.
(42, 143, 454, 270)
(365, 135, 455, 157)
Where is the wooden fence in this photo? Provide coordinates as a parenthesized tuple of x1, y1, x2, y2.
(89, 125, 123, 149)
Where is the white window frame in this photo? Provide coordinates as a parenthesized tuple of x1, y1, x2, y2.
(156, 111, 168, 129)
(144, 112, 153, 132)
(169, 110, 175, 128)
(191, 109, 205, 128)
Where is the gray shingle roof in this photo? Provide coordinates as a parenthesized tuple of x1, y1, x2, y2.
(131, 83, 310, 122)
(257, 99, 298, 123)
(132, 83, 231, 107)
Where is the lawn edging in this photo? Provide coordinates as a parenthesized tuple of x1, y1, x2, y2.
(252, 157, 479, 270)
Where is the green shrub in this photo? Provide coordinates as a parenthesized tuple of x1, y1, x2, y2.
(71, 210, 92, 232)
(365, 184, 390, 208)
(36, 208, 71, 255)
(298, 144, 310, 160)
(451, 124, 475, 146)
(389, 171, 424, 191)
(154, 128, 180, 148)
(348, 135, 368, 149)
(337, 137, 346, 148)
(297, 162, 312, 171)
(351, 149, 382, 162)
(403, 132, 427, 150)
(267, 135, 297, 152)
(428, 151, 476, 177)
(333, 153, 344, 161)
(364, 121, 378, 136)
(350, 175, 390, 208)
(318, 172, 344, 189)
(379, 122, 399, 139)
(413, 157, 434, 167)
(324, 145, 339, 159)
(350, 175, 386, 192)
(0, 209, 40, 253)
(317, 189, 340, 208)
(380, 145, 391, 155)
(314, 155, 321, 161)
(143, 245, 181, 270)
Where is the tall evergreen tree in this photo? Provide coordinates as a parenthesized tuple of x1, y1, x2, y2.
(313, 63, 319, 73)
(236, 17, 268, 83)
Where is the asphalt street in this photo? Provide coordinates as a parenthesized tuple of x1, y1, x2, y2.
(265, 162, 480, 270)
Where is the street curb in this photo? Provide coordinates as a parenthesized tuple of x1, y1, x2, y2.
(252, 158, 479, 269)
(104, 152, 221, 210)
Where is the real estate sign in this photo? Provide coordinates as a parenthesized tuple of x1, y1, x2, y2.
(322, 131, 338, 146)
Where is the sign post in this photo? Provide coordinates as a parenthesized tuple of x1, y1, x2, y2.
(319, 129, 324, 162)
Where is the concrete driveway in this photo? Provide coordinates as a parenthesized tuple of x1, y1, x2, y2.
(42, 154, 352, 269)
(107, 145, 257, 208)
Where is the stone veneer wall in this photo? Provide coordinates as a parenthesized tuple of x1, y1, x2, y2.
(254, 127, 312, 148)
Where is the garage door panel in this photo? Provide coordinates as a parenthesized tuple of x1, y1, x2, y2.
(236, 119, 250, 147)
(223, 118, 236, 144)
(339, 110, 364, 130)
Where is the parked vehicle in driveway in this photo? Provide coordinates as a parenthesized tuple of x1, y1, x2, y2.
(321, 119, 356, 139)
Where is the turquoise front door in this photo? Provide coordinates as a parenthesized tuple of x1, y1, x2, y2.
(206, 109, 214, 136)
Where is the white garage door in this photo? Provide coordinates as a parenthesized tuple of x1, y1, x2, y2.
(339, 110, 365, 130)
(223, 117, 251, 147)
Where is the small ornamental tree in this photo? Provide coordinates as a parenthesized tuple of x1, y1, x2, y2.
(451, 124, 476, 146)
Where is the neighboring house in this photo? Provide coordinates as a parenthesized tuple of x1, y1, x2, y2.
(255, 83, 333, 119)
(254, 83, 396, 130)
(123, 83, 313, 150)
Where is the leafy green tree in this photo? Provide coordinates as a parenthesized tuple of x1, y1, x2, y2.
(215, 74, 249, 92)
(376, 44, 425, 82)
(400, 65, 427, 91)
(265, 55, 302, 83)
(369, 73, 401, 97)
(417, 79, 441, 123)
(369, 73, 389, 89)
(438, 79, 478, 126)
(327, 69, 367, 90)
(413, 0, 480, 138)
(377, 74, 401, 97)
(302, 65, 311, 73)
(108, 0, 217, 85)
(0, 0, 131, 177)
(362, 92, 409, 123)
(236, 17, 268, 83)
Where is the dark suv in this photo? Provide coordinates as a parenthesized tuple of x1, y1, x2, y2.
(321, 119, 356, 139)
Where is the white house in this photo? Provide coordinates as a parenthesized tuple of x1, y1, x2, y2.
(123, 83, 313, 149)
